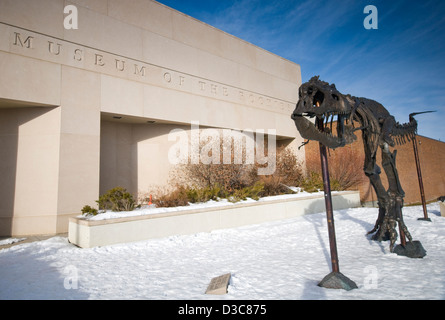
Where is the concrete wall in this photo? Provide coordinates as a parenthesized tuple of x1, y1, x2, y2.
(99, 120, 188, 196)
(0, 0, 302, 236)
(0, 107, 61, 235)
(69, 191, 361, 248)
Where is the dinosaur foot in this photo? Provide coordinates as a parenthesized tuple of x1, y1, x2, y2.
(370, 230, 391, 242)
(393, 241, 427, 259)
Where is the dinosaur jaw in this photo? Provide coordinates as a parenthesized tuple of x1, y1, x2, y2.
(291, 111, 355, 149)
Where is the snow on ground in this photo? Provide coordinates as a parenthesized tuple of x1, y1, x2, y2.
(0, 202, 444, 300)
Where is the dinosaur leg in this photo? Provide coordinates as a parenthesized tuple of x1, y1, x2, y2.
(380, 143, 412, 252)
(363, 140, 390, 240)
(365, 164, 390, 239)
(394, 192, 412, 243)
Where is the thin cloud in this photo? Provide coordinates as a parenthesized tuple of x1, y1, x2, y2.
(157, 0, 445, 141)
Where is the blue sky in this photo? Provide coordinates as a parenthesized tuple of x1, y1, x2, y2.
(156, 0, 445, 141)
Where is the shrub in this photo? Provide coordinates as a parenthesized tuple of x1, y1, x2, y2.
(327, 147, 366, 190)
(259, 175, 295, 196)
(228, 181, 265, 203)
(156, 139, 306, 207)
(185, 185, 228, 203)
(273, 146, 304, 186)
(176, 162, 254, 194)
(256, 146, 303, 196)
(152, 186, 190, 208)
(300, 171, 324, 193)
(97, 187, 136, 212)
(81, 205, 98, 216)
(303, 146, 366, 192)
(171, 134, 258, 194)
(173, 142, 303, 195)
(154, 140, 307, 207)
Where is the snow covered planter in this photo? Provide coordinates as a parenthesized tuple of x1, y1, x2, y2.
(68, 191, 361, 248)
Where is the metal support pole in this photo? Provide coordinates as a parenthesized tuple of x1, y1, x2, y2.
(412, 136, 430, 221)
(317, 119, 340, 273)
(315, 118, 357, 290)
(409, 111, 435, 221)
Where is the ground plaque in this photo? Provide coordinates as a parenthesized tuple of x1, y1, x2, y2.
(205, 273, 231, 295)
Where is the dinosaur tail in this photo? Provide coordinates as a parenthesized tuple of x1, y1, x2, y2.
(392, 118, 417, 145)
(392, 111, 436, 145)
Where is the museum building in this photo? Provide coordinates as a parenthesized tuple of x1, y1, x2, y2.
(0, 0, 303, 236)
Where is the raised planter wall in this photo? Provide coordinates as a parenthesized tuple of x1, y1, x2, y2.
(68, 191, 361, 248)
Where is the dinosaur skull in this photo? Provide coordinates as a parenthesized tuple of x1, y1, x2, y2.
(291, 76, 357, 149)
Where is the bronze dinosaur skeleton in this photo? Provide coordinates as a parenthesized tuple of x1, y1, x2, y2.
(291, 76, 427, 255)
